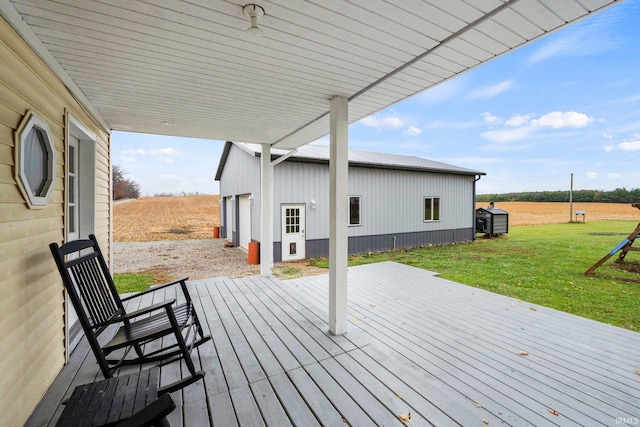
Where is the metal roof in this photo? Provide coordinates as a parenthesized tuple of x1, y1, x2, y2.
(215, 141, 485, 179)
(0, 0, 620, 149)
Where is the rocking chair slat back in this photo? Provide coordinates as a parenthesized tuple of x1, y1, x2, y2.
(68, 253, 120, 325)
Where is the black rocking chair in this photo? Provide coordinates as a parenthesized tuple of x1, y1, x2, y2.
(50, 234, 211, 394)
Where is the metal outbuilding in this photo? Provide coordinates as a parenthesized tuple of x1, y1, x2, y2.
(216, 142, 486, 262)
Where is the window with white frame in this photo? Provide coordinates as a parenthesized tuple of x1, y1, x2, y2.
(15, 111, 56, 209)
(424, 197, 441, 221)
(349, 196, 361, 226)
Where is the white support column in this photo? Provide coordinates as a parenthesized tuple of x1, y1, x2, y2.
(260, 143, 274, 276)
(329, 95, 348, 335)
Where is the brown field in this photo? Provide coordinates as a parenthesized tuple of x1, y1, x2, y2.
(114, 197, 640, 242)
(114, 195, 220, 242)
(478, 201, 640, 226)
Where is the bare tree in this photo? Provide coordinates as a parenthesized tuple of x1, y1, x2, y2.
(112, 164, 141, 200)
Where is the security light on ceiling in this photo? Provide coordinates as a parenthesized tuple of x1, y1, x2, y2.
(243, 4, 265, 38)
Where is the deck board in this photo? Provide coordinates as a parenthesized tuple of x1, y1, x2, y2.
(27, 262, 640, 426)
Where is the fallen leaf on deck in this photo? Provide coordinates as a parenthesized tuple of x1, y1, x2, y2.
(530, 307, 537, 311)
(482, 419, 489, 425)
(519, 351, 529, 356)
(353, 317, 360, 322)
(635, 369, 640, 376)
(473, 403, 483, 408)
(370, 303, 377, 307)
(547, 409, 559, 416)
(395, 392, 403, 399)
(398, 412, 412, 423)
(511, 303, 516, 307)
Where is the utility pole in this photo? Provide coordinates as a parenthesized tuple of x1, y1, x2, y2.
(569, 173, 573, 223)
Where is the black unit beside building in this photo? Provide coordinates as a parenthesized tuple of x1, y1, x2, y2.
(476, 202, 509, 236)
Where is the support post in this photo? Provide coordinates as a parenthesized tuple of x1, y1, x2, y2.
(328, 95, 348, 335)
(260, 143, 273, 276)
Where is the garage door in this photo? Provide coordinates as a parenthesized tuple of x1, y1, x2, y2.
(238, 194, 251, 249)
(225, 196, 234, 240)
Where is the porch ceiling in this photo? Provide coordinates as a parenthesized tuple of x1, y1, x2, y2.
(2, 0, 619, 149)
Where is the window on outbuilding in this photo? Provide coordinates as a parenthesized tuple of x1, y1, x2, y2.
(424, 197, 441, 221)
(15, 111, 56, 209)
(349, 196, 361, 226)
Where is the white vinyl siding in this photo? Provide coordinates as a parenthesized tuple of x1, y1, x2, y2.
(0, 17, 111, 427)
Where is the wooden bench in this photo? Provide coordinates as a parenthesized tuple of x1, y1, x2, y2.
(56, 368, 175, 427)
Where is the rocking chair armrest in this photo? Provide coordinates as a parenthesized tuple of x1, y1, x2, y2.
(100, 299, 177, 326)
(120, 277, 190, 302)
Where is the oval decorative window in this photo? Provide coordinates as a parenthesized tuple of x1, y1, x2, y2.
(15, 111, 56, 208)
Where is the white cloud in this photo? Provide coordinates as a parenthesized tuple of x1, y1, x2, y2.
(122, 149, 146, 155)
(404, 125, 422, 136)
(418, 77, 466, 105)
(505, 114, 532, 127)
(481, 112, 501, 124)
(359, 114, 404, 130)
(467, 80, 513, 100)
(603, 132, 614, 140)
(121, 156, 135, 163)
(527, 14, 621, 64)
(451, 157, 502, 164)
(121, 147, 182, 157)
(530, 111, 593, 129)
(481, 126, 535, 143)
(617, 140, 640, 151)
(150, 148, 181, 156)
(426, 119, 478, 129)
(586, 172, 598, 179)
(604, 145, 613, 152)
(608, 172, 622, 179)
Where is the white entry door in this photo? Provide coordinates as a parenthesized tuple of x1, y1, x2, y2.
(65, 115, 96, 358)
(281, 204, 305, 261)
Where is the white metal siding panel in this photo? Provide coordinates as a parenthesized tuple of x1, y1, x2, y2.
(218, 144, 262, 241)
(272, 160, 475, 242)
(0, 17, 111, 427)
(274, 161, 329, 241)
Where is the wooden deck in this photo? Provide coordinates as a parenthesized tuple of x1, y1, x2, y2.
(28, 262, 640, 426)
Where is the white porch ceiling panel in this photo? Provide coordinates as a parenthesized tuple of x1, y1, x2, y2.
(3, 0, 619, 149)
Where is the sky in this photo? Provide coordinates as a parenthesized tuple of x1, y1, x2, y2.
(112, 0, 640, 197)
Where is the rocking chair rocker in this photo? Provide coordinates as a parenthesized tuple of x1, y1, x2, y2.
(50, 235, 211, 394)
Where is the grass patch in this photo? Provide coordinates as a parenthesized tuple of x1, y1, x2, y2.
(272, 265, 304, 280)
(310, 220, 640, 331)
(113, 273, 154, 294)
(113, 267, 176, 294)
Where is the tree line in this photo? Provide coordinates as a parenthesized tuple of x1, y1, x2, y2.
(112, 165, 141, 200)
(477, 188, 640, 204)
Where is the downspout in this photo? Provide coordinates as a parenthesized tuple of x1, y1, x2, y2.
(473, 175, 482, 240)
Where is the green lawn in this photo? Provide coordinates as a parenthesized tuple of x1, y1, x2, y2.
(310, 220, 640, 332)
(113, 273, 155, 294)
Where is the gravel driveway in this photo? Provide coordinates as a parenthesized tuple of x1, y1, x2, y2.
(113, 239, 260, 280)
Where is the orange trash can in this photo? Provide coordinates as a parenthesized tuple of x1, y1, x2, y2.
(248, 241, 260, 265)
(213, 226, 220, 238)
